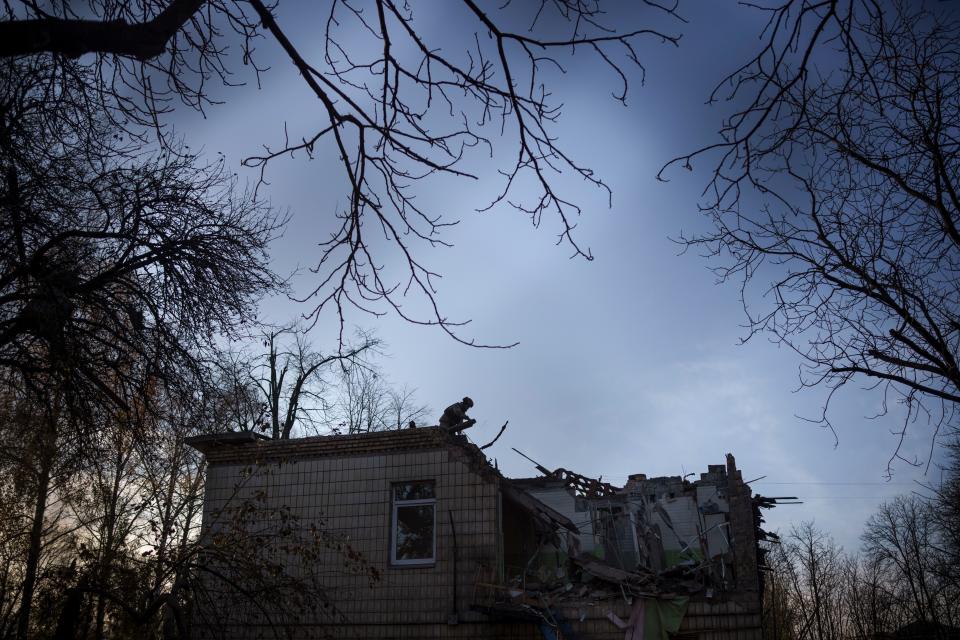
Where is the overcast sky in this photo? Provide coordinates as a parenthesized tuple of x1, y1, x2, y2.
(171, 1, 951, 552)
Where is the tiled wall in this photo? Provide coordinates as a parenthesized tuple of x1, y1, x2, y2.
(197, 444, 520, 639)
(551, 598, 762, 640)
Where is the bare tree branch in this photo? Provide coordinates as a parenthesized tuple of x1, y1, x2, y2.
(663, 0, 960, 453)
(0, 0, 205, 59)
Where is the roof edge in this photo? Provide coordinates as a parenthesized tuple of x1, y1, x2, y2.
(184, 431, 270, 455)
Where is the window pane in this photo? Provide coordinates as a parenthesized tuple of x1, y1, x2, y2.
(395, 505, 434, 561)
(394, 482, 435, 501)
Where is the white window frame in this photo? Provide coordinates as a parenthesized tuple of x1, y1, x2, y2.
(390, 481, 436, 566)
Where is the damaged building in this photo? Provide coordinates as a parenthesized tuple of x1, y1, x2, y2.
(187, 426, 779, 639)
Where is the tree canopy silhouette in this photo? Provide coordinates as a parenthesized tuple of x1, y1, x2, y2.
(663, 1, 960, 463)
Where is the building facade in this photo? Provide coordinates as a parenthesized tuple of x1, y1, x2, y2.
(188, 427, 769, 639)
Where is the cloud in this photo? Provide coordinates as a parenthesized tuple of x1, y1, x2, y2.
(623, 356, 815, 480)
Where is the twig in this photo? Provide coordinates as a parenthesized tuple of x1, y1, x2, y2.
(480, 421, 509, 450)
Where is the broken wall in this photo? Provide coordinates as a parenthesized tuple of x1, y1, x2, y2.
(519, 482, 597, 553)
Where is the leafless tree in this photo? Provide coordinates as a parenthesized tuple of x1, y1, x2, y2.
(211, 326, 378, 439)
(0, 55, 283, 422)
(0, 0, 683, 346)
(781, 522, 847, 640)
(215, 327, 430, 436)
(333, 364, 388, 434)
(930, 439, 960, 597)
(763, 541, 804, 640)
(761, 491, 960, 640)
(82, 423, 145, 640)
(0, 53, 284, 639)
(862, 495, 957, 632)
(663, 1, 960, 463)
(383, 384, 431, 430)
(0, 358, 385, 640)
(764, 522, 900, 640)
(0, 379, 97, 640)
(209, 350, 270, 434)
(254, 328, 377, 439)
(328, 357, 430, 434)
(840, 552, 901, 640)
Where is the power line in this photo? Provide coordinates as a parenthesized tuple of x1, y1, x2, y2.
(597, 476, 919, 486)
(789, 496, 895, 500)
(754, 481, 916, 486)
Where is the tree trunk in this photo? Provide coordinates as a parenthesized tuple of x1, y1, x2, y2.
(16, 455, 51, 640)
(95, 438, 128, 640)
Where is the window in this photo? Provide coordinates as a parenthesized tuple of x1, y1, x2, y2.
(391, 481, 436, 565)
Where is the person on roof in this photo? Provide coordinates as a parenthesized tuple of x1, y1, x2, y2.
(439, 396, 475, 431)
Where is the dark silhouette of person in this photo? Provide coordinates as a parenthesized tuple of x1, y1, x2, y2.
(439, 397, 474, 430)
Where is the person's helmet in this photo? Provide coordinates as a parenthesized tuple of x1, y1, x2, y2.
(462, 396, 474, 408)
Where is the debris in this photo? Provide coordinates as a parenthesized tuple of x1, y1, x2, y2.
(605, 610, 628, 629)
(551, 468, 619, 498)
(472, 452, 791, 638)
(511, 447, 552, 476)
(575, 554, 649, 587)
